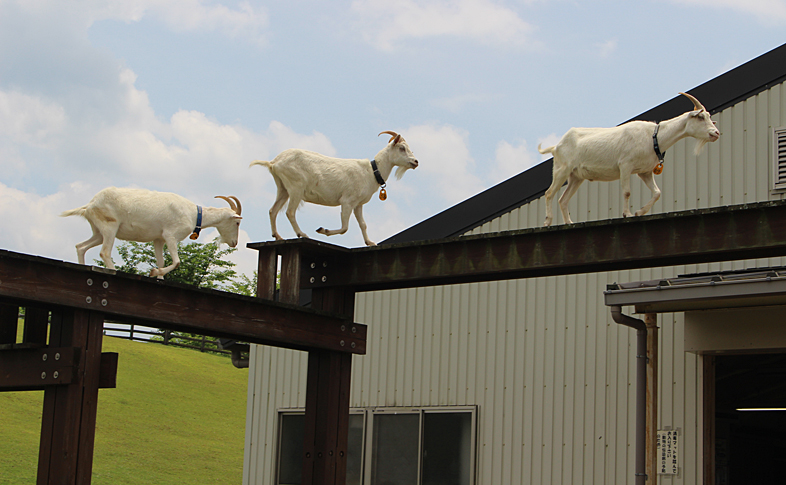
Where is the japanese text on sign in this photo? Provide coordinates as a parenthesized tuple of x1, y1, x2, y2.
(657, 430, 679, 475)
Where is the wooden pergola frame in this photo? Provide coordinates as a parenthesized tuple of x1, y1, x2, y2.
(4, 200, 786, 484)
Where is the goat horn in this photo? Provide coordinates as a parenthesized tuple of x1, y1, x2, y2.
(378, 131, 399, 143)
(215, 195, 238, 214)
(229, 196, 242, 216)
(679, 92, 705, 112)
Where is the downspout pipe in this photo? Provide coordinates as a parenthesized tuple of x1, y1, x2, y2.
(610, 305, 647, 485)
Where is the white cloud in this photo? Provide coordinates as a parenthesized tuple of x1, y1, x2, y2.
(90, 0, 269, 45)
(0, 181, 97, 263)
(0, 91, 66, 147)
(666, 0, 786, 23)
(537, 133, 560, 160)
(492, 139, 537, 184)
(0, 61, 339, 260)
(403, 123, 486, 205)
(595, 38, 617, 58)
(350, 0, 536, 50)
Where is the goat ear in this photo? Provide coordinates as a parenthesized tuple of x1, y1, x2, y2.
(392, 134, 402, 145)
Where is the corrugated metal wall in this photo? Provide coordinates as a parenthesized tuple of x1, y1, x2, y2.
(243, 81, 786, 484)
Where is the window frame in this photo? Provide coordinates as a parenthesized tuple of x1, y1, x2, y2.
(275, 408, 368, 485)
(364, 405, 478, 485)
(275, 405, 477, 485)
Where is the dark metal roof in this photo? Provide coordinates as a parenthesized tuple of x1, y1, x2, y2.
(384, 42, 786, 245)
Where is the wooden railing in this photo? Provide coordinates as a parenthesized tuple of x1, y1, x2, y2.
(102, 322, 232, 356)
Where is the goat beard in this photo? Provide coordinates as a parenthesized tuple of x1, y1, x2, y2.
(394, 166, 411, 180)
(694, 138, 710, 156)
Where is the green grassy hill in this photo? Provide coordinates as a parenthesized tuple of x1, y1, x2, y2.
(0, 335, 249, 484)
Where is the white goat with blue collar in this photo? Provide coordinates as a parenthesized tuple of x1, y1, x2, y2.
(250, 131, 419, 246)
(61, 187, 242, 278)
(538, 92, 720, 226)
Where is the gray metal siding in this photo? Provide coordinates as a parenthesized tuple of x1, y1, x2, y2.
(244, 80, 786, 484)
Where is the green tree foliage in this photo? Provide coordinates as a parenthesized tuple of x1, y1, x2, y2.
(226, 271, 259, 297)
(105, 240, 238, 289)
(98, 241, 258, 354)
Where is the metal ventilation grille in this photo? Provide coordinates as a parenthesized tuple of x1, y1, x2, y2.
(775, 127, 786, 189)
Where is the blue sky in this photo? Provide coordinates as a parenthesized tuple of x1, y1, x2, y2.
(1, 0, 785, 278)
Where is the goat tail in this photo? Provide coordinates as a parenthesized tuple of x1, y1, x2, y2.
(60, 206, 87, 218)
(249, 160, 273, 169)
(537, 143, 555, 155)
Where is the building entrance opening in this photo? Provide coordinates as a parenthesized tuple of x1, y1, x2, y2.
(715, 353, 786, 485)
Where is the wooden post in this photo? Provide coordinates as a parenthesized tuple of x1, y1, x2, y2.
(644, 313, 658, 485)
(0, 303, 18, 345)
(256, 246, 278, 301)
(38, 308, 106, 485)
(303, 286, 354, 485)
(24, 307, 49, 347)
(279, 246, 302, 305)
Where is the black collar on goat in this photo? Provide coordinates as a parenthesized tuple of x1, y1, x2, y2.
(370, 159, 387, 186)
(652, 123, 665, 174)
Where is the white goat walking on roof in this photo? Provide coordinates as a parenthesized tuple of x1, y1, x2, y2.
(250, 131, 419, 246)
(61, 187, 243, 278)
(538, 92, 720, 226)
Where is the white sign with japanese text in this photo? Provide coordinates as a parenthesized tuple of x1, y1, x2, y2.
(657, 429, 680, 475)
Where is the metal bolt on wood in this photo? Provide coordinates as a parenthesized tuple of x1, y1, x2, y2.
(87, 278, 93, 286)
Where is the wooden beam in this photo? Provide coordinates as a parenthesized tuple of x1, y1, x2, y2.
(275, 200, 786, 292)
(0, 347, 77, 390)
(0, 250, 366, 355)
(0, 349, 117, 392)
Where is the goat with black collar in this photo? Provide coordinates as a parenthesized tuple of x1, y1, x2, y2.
(538, 92, 720, 227)
(251, 131, 419, 246)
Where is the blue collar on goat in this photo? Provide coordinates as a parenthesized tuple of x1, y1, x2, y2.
(190, 205, 203, 240)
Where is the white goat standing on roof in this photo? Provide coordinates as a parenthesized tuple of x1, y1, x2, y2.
(250, 131, 419, 246)
(538, 92, 720, 226)
(61, 187, 243, 278)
